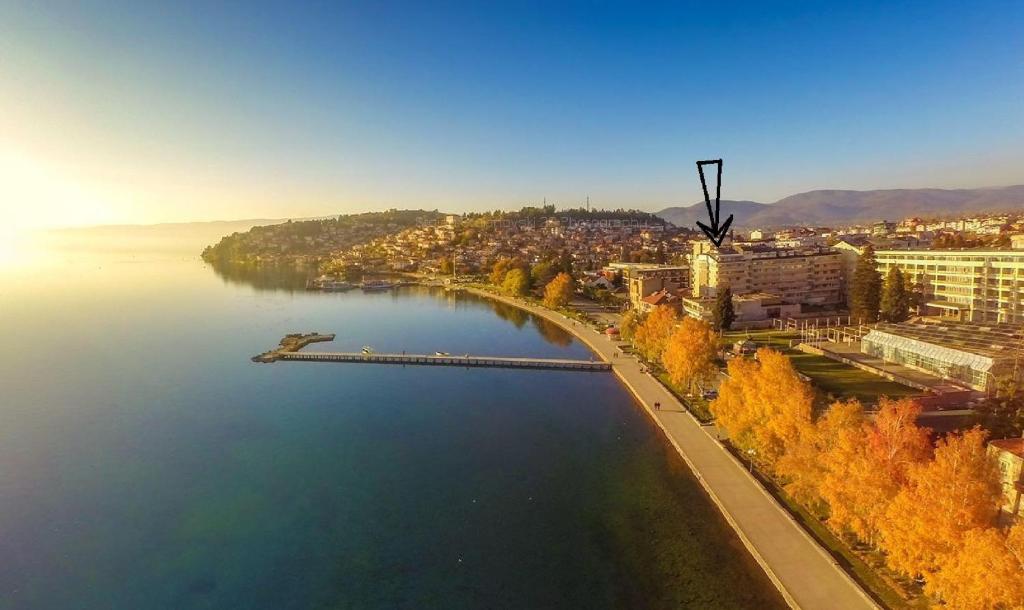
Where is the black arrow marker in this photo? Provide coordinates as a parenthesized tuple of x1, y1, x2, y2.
(695, 159, 733, 248)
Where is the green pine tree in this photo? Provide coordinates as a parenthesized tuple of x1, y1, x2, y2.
(851, 245, 882, 323)
(712, 286, 736, 331)
(880, 266, 909, 322)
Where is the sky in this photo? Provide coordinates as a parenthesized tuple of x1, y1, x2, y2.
(1, 0, 1023, 230)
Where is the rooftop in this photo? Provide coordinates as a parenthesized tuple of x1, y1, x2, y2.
(990, 437, 1024, 459)
(868, 321, 1024, 361)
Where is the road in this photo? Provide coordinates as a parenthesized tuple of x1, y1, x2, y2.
(469, 288, 878, 610)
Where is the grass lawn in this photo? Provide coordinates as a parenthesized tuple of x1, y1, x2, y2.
(722, 330, 920, 405)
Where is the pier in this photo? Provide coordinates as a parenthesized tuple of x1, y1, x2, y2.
(252, 333, 609, 371)
(276, 351, 609, 370)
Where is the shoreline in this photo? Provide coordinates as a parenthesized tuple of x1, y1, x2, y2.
(463, 286, 878, 610)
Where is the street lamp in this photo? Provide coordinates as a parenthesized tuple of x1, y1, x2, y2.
(746, 448, 756, 473)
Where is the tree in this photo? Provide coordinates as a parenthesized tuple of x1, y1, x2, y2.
(775, 399, 865, 509)
(974, 375, 1024, 438)
(925, 525, 1024, 609)
(489, 257, 514, 285)
(501, 268, 531, 297)
(619, 310, 643, 341)
(819, 397, 931, 546)
(632, 305, 677, 363)
(880, 266, 910, 322)
(710, 348, 814, 471)
(661, 317, 718, 393)
(542, 272, 574, 308)
(851, 245, 882, 323)
(438, 256, 454, 275)
(880, 427, 1002, 581)
(712, 286, 736, 331)
(530, 261, 557, 288)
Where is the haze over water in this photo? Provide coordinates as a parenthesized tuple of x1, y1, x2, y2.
(0, 239, 782, 609)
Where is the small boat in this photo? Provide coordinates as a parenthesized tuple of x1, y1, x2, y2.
(361, 346, 374, 354)
(434, 351, 450, 356)
(321, 280, 354, 292)
(360, 280, 395, 291)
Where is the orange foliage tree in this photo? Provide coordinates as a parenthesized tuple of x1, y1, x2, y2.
(661, 317, 718, 393)
(632, 305, 677, 363)
(775, 399, 865, 509)
(880, 427, 1002, 581)
(818, 397, 931, 546)
(710, 348, 813, 471)
(925, 524, 1024, 609)
(542, 272, 574, 308)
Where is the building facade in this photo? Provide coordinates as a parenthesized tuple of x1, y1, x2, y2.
(689, 243, 844, 308)
(875, 249, 1024, 323)
(608, 263, 690, 310)
(989, 438, 1024, 524)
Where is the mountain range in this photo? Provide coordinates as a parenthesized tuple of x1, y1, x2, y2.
(656, 185, 1024, 230)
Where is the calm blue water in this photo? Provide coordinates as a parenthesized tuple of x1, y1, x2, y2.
(0, 244, 782, 609)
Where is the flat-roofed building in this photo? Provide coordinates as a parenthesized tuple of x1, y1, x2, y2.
(874, 249, 1024, 323)
(861, 320, 1024, 392)
(683, 292, 801, 327)
(989, 438, 1024, 524)
(689, 242, 844, 308)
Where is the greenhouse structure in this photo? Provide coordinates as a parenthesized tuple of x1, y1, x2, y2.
(861, 321, 1023, 392)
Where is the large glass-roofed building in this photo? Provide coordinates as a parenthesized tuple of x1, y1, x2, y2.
(862, 321, 1024, 391)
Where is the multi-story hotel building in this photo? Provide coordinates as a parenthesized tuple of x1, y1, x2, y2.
(689, 242, 845, 307)
(875, 249, 1024, 323)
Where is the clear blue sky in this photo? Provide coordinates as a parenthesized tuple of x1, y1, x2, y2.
(2, 1, 1022, 226)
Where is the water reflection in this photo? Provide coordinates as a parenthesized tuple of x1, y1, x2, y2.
(206, 260, 314, 292)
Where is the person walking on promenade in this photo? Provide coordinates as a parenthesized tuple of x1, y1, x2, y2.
(654, 401, 661, 411)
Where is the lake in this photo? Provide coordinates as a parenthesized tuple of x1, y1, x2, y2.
(0, 241, 783, 609)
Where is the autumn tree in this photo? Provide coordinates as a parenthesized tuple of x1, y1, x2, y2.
(775, 399, 865, 509)
(880, 427, 1002, 581)
(542, 272, 575, 308)
(851, 244, 882, 323)
(661, 317, 718, 393)
(530, 260, 557, 288)
(619, 310, 643, 341)
(632, 305, 677, 363)
(880, 266, 910, 322)
(712, 286, 736, 331)
(501, 268, 531, 297)
(710, 348, 814, 471)
(489, 257, 515, 285)
(819, 397, 931, 546)
(925, 525, 1024, 609)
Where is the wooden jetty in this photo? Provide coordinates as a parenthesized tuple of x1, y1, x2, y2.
(252, 333, 609, 371)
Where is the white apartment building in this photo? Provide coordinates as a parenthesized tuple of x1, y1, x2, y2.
(875, 249, 1024, 323)
(689, 243, 844, 307)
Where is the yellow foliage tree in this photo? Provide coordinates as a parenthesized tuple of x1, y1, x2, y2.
(661, 317, 718, 393)
(619, 310, 643, 341)
(632, 305, 676, 363)
(880, 426, 1002, 581)
(710, 348, 813, 471)
(775, 399, 865, 509)
(818, 397, 931, 546)
(542, 272, 574, 308)
(925, 525, 1024, 609)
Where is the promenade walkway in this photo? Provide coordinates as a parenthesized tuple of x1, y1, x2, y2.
(468, 288, 877, 610)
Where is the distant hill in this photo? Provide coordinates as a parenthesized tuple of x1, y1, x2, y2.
(656, 185, 1024, 229)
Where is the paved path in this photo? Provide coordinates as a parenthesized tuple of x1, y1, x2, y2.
(469, 289, 877, 610)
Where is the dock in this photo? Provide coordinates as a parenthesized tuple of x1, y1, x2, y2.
(276, 351, 610, 371)
(252, 333, 609, 371)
